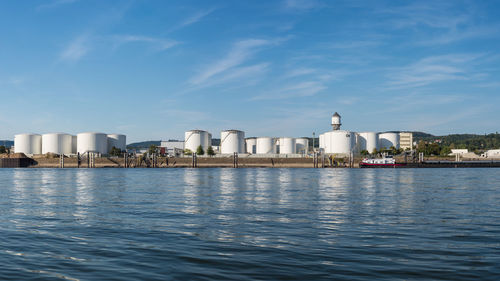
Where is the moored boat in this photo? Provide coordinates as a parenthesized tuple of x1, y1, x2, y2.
(359, 155, 406, 168)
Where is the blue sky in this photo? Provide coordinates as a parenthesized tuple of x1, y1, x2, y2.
(1, 0, 499, 142)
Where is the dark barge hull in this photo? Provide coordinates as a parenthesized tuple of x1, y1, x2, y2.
(361, 161, 500, 168)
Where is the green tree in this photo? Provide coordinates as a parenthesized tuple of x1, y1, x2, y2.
(360, 149, 369, 156)
(196, 145, 204, 155)
(0, 145, 6, 154)
(109, 146, 122, 156)
(148, 145, 158, 155)
(371, 148, 378, 155)
(184, 149, 192, 156)
(207, 146, 215, 156)
(440, 146, 451, 156)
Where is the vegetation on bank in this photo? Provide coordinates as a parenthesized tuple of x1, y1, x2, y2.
(415, 133, 500, 156)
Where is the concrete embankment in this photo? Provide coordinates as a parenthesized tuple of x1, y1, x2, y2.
(30, 157, 343, 168)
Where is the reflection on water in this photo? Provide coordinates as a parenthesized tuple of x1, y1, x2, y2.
(1, 168, 500, 280)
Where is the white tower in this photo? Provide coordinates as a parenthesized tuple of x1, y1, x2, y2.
(331, 112, 341, 130)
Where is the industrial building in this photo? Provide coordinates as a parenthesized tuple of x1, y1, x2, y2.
(160, 140, 184, 157)
(220, 130, 245, 154)
(245, 137, 257, 154)
(14, 134, 42, 155)
(184, 130, 212, 153)
(399, 132, 413, 150)
(318, 112, 409, 156)
(357, 132, 378, 154)
(278, 137, 296, 154)
(42, 133, 73, 155)
(379, 132, 400, 150)
(14, 132, 126, 156)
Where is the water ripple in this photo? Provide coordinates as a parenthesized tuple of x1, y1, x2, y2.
(0, 168, 499, 280)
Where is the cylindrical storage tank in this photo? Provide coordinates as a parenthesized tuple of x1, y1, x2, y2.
(279, 137, 296, 154)
(77, 132, 108, 154)
(256, 137, 276, 154)
(184, 130, 211, 153)
(107, 134, 127, 152)
(42, 133, 73, 155)
(379, 133, 400, 150)
(220, 130, 245, 154)
(321, 130, 355, 155)
(296, 138, 309, 154)
(14, 134, 42, 155)
(245, 138, 257, 154)
(72, 135, 77, 154)
(358, 132, 379, 154)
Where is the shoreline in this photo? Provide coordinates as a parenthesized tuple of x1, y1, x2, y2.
(1, 156, 500, 168)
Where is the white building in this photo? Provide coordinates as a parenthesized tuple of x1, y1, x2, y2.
(451, 149, 468, 155)
(160, 141, 184, 157)
(483, 149, 500, 158)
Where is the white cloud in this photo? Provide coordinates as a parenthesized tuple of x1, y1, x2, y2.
(283, 0, 323, 12)
(113, 35, 179, 51)
(59, 34, 90, 62)
(387, 54, 483, 88)
(37, 0, 78, 11)
(169, 8, 216, 33)
(284, 68, 316, 78)
(251, 81, 326, 100)
(189, 38, 280, 85)
(180, 8, 215, 28)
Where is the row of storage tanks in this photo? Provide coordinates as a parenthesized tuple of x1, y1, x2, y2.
(14, 133, 126, 155)
(184, 130, 309, 155)
(319, 131, 400, 154)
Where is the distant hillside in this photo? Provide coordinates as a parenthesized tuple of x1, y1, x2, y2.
(0, 140, 13, 147)
(409, 132, 434, 141)
(126, 141, 161, 149)
(419, 133, 500, 151)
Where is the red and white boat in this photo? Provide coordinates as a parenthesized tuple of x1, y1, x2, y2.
(359, 155, 406, 168)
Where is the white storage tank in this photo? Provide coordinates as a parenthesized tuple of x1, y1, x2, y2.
(72, 135, 77, 154)
(279, 137, 296, 154)
(245, 138, 257, 154)
(107, 134, 127, 152)
(42, 133, 73, 155)
(296, 138, 309, 154)
(256, 137, 276, 154)
(14, 133, 42, 155)
(77, 132, 108, 154)
(184, 130, 212, 153)
(379, 132, 400, 150)
(320, 130, 355, 155)
(358, 132, 379, 154)
(220, 130, 245, 154)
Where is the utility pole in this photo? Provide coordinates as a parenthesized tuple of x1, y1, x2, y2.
(312, 132, 315, 152)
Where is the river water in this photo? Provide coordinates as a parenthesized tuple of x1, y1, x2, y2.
(0, 168, 499, 280)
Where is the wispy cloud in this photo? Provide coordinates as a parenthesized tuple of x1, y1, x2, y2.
(189, 38, 286, 85)
(112, 35, 179, 51)
(283, 68, 316, 78)
(387, 54, 483, 89)
(379, 2, 469, 30)
(409, 105, 491, 130)
(327, 40, 382, 49)
(283, 0, 323, 12)
(251, 81, 327, 101)
(37, 0, 78, 11)
(416, 25, 500, 46)
(59, 34, 90, 62)
(168, 8, 216, 32)
(0, 77, 25, 86)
